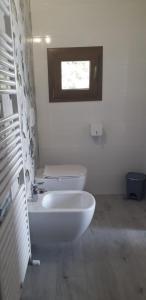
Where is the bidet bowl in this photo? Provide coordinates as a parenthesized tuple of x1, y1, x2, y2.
(29, 191, 96, 243)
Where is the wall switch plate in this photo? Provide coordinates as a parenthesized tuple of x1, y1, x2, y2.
(90, 123, 103, 137)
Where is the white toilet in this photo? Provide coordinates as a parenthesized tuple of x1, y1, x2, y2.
(29, 164, 96, 243)
(35, 164, 87, 191)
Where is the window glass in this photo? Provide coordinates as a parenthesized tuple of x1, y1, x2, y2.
(61, 61, 90, 90)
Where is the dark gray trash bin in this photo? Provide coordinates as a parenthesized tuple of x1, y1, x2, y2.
(126, 172, 146, 200)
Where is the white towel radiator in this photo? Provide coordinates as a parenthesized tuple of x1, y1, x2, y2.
(0, 1, 31, 299)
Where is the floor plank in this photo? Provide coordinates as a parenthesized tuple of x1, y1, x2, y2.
(21, 196, 146, 300)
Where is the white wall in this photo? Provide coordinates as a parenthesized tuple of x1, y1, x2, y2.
(30, 0, 146, 194)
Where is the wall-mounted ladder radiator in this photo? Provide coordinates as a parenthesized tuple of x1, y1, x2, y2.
(0, 1, 31, 299)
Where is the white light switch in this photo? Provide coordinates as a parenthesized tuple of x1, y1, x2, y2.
(90, 123, 103, 137)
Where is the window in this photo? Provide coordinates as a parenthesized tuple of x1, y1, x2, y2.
(47, 46, 103, 103)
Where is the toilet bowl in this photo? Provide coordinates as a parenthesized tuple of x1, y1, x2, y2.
(35, 165, 87, 191)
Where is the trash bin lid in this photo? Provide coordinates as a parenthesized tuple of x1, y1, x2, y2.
(127, 172, 146, 181)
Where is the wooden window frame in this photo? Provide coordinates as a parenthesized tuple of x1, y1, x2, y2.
(47, 46, 103, 103)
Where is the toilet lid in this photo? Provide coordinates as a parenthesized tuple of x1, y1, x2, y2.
(43, 165, 87, 178)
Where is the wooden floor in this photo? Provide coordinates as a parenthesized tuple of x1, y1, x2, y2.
(21, 195, 146, 300)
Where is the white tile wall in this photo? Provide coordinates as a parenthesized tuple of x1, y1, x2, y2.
(30, 0, 146, 194)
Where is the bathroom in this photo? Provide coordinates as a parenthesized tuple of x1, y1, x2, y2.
(0, 0, 146, 299)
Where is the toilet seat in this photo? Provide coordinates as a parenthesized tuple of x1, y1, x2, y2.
(43, 164, 87, 178)
(35, 165, 87, 191)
